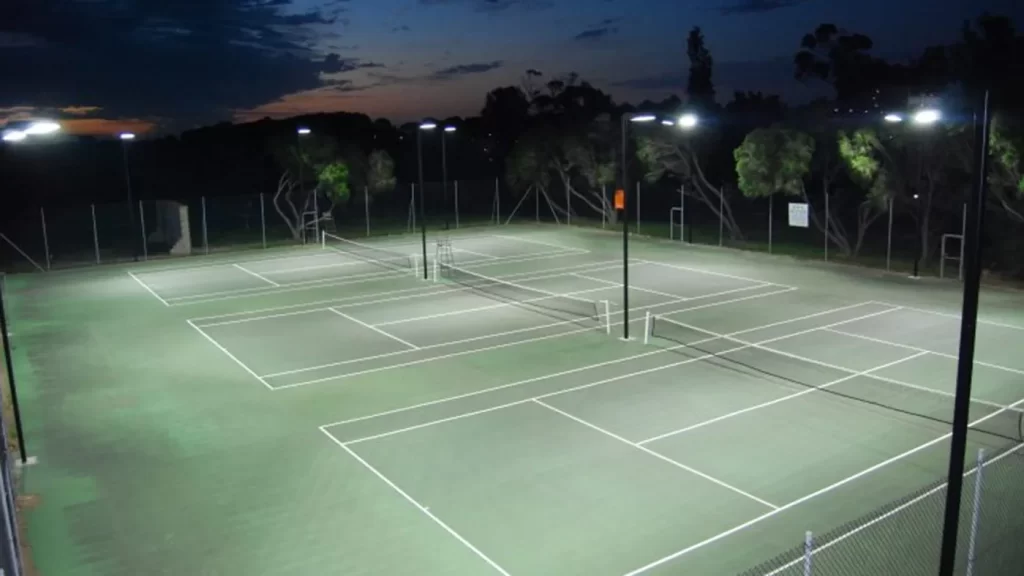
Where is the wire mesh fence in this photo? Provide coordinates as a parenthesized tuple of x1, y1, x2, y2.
(737, 444, 1024, 576)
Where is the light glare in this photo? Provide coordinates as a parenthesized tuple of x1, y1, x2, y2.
(884, 113, 904, 123)
(420, 122, 438, 130)
(630, 114, 657, 123)
(2, 130, 26, 142)
(120, 133, 136, 140)
(444, 126, 457, 133)
(661, 120, 675, 126)
(912, 109, 941, 125)
(678, 113, 699, 129)
(25, 121, 60, 135)
(297, 127, 311, 135)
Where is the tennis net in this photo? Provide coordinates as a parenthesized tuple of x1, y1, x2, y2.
(437, 262, 610, 333)
(323, 232, 419, 276)
(647, 313, 1024, 445)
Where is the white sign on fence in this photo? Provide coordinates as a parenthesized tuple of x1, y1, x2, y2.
(788, 203, 809, 228)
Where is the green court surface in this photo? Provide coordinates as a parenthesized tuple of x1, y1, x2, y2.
(6, 225, 1024, 575)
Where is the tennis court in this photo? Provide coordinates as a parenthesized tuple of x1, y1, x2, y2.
(8, 225, 1024, 575)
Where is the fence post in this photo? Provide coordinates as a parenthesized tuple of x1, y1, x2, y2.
(824, 191, 829, 262)
(312, 189, 320, 240)
(680, 185, 685, 243)
(455, 181, 460, 229)
(636, 182, 641, 234)
(91, 204, 100, 264)
(803, 531, 814, 576)
(886, 196, 894, 271)
(260, 194, 267, 249)
(364, 186, 370, 237)
(960, 202, 967, 280)
(718, 190, 724, 247)
(565, 183, 570, 226)
(138, 200, 147, 260)
(494, 178, 501, 225)
(602, 185, 607, 229)
(40, 208, 50, 270)
(965, 448, 986, 576)
(768, 194, 774, 254)
(535, 187, 539, 222)
(201, 196, 209, 254)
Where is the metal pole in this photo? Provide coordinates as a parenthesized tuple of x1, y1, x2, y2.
(313, 188, 320, 240)
(202, 196, 209, 254)
(442, 134, 449, 230)
(455, 181, 460, 229)
(768, 194, 774, 254)
(937, 89, 992, 576)
(824, 191, 830, 262)
(138, 200, 147, 260)
(913, 195, 922, 277)
(417, 130, 428, 280)
(91, 204, 100, 264)
(122, 140, 138, 260)
(965, 448, 986, 576)
(495, 178, 501, 225)
(364, 186, 370, 237)
(535, 185, 539, 222)
(40, 208, 50, 270)
(636, 182, 641, 234)
(803, 531, 814, 576)
(886, 196, 894, 271)
(680, 185, 685, 243)
(961, 202, 967, 281)
(260, 194, 267, 248)
(566, 182, 571, 226)
(621, 115, 630, 340)
(718, 189, 724, 247)
(0, 279, 28, 463)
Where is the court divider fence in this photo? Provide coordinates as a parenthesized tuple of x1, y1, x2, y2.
(736, 445, 1024, 576)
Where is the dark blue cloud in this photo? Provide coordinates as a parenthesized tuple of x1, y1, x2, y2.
(431, 61, 505, 79)
(574, 26, 618, 41)
(419, 0, 554, 13)
(719, 0, 810, 15)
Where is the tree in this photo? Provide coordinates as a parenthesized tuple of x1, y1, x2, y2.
(837, 129, 893, 254)
(794, 24, 897, 106)
(270, 133, 345, 240)
(367, 150, 396, 198)
(989, 122, 1024, 222)
(687, 27, 715, 110)
(318, 162, 351, 210)
(505, 130, 557, 221)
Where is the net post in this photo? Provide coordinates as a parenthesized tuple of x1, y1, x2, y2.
(260, 193, 267, 249)
(718, 189, 724, 247)
(320, 230, 326, 249)
(364, 186, 370, 237)
(965, 448, 986, 576)
(604, 300, 611, 335)
(40, 207, 51, 270)
(960, 202, 967, 281)
(643, 311, 651, 345)
(201, 196, 209, 254)
(803, 531, 814, 576)
(455, 180, 460, 229)
(139, 200, 148, 260)
(433, 258, 439, 283)
(768, 194, 774, 255)
(91, 204, 100, 264)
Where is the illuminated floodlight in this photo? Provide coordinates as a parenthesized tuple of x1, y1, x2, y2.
(419, 122, 438, 130)
(444, 126, 457, 133)
(297, 127, 312, 135)
(678, 113, 699, 129)
(120, 132, 136, 140)
(884, 113, 904, 123)
(2, 130, 26, 142)
(24, 120, 61, 135)
(912, 109, 941, 125)
(630, 114, 657, 123)
(661, 119, 675, 126)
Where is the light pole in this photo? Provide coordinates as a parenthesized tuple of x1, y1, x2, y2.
(296, 127, 313, 242)
(443, 125, 456, 230)
(0, 118, 60, 465)
(417, 122, 436, 279)
(119, 133, 139, 260)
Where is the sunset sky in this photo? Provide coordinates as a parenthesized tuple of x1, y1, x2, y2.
(0, 0, 1018, 136)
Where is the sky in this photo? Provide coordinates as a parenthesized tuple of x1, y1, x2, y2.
(0, 0, 1019, 136)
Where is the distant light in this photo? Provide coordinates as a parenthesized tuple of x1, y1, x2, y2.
(884, 113, 903, 123)
(678, 113, 699, 129)
(119, 132, 136, 141)
(661, 119, 675, 126)
(630, 114, 657, 123)
(24, 120, 60, 135)
(2, 130, 26, 143)
(913, 193, 920, 200)
(297, 127, 311, 135)
(420, 122, 438, 130)
(912, 109, 941, 125)
(444, 126, 457, 133)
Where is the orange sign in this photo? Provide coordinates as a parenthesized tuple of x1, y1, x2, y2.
(614, 189, 625, 211)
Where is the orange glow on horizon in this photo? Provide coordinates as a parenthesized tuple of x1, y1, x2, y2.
(62, 118, 157, 137)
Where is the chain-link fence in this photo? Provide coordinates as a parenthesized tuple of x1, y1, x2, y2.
(0, 274, 24, 576)
(738, 444, 1024, 576)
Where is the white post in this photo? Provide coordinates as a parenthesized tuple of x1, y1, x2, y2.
(960, 202, 967, 280)
(313, 189, 320, 240)
(40, 207, 50, 270)
(966, 448, 986, 576)
(768, 194, 774, 254)
(636, 182, 641, 234)
(260, 193, 267, 249)
(139, 200, 147, 260)
(718, 190, 724, 247)
(824, 192, 829, 262)
(455, 181, 460, 229)
(643, 311, 651, 344)
(363, 186, 370, 237)
(604, 301, 611, 335)
(202, 196, 209, 254)
(320, 230, 325, 249)
(680, 185, 685, 243)
(803, 531, 814, 576)
(602, 185, 607, 229)
(433, 258, 439, 283)
(566, 184, 571, 226)
(91, 204, 100, 264)
(886, 196, 894, 271)
(411, 184, 416, 232)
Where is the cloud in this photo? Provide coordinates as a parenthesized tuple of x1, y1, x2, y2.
(419, 0, 553, 13)
(612, 73, 684, 91)
(392, 25, 411, 32)
(0, 0, 365, 129)
(430, 61, 504, 80)
(574, 27, 618, 42)
(719, 0, 809, 15)
(60, 106, 103, 116)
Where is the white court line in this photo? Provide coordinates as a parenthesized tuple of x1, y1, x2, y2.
(637, 352, 929, 445)
(326, 302, 885, 436)
(534, 399, 779, 509)
(233, 263, 280, 287)
(571, 273, 687, 301)
(266, 286, 795, 384)
(491, 233, 586, 253)
(186, 319, 273, 390)
(868, 300, 1024, 332)
(622, 391, 1024, 575)
(825, 327, 1024, 378)
(373, 285, 616, 327)
(127, 271, 170, 306)
(194, 261, 629, 328)
(319, 427, 510, 576)
(128, 246, 323, 274)
(453, 247, 499, 260)
(258, 258, 373, 275)
(762, 442, 1024, 576)
(329, 308, 420, 350)
(636, 258, 780, 288)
